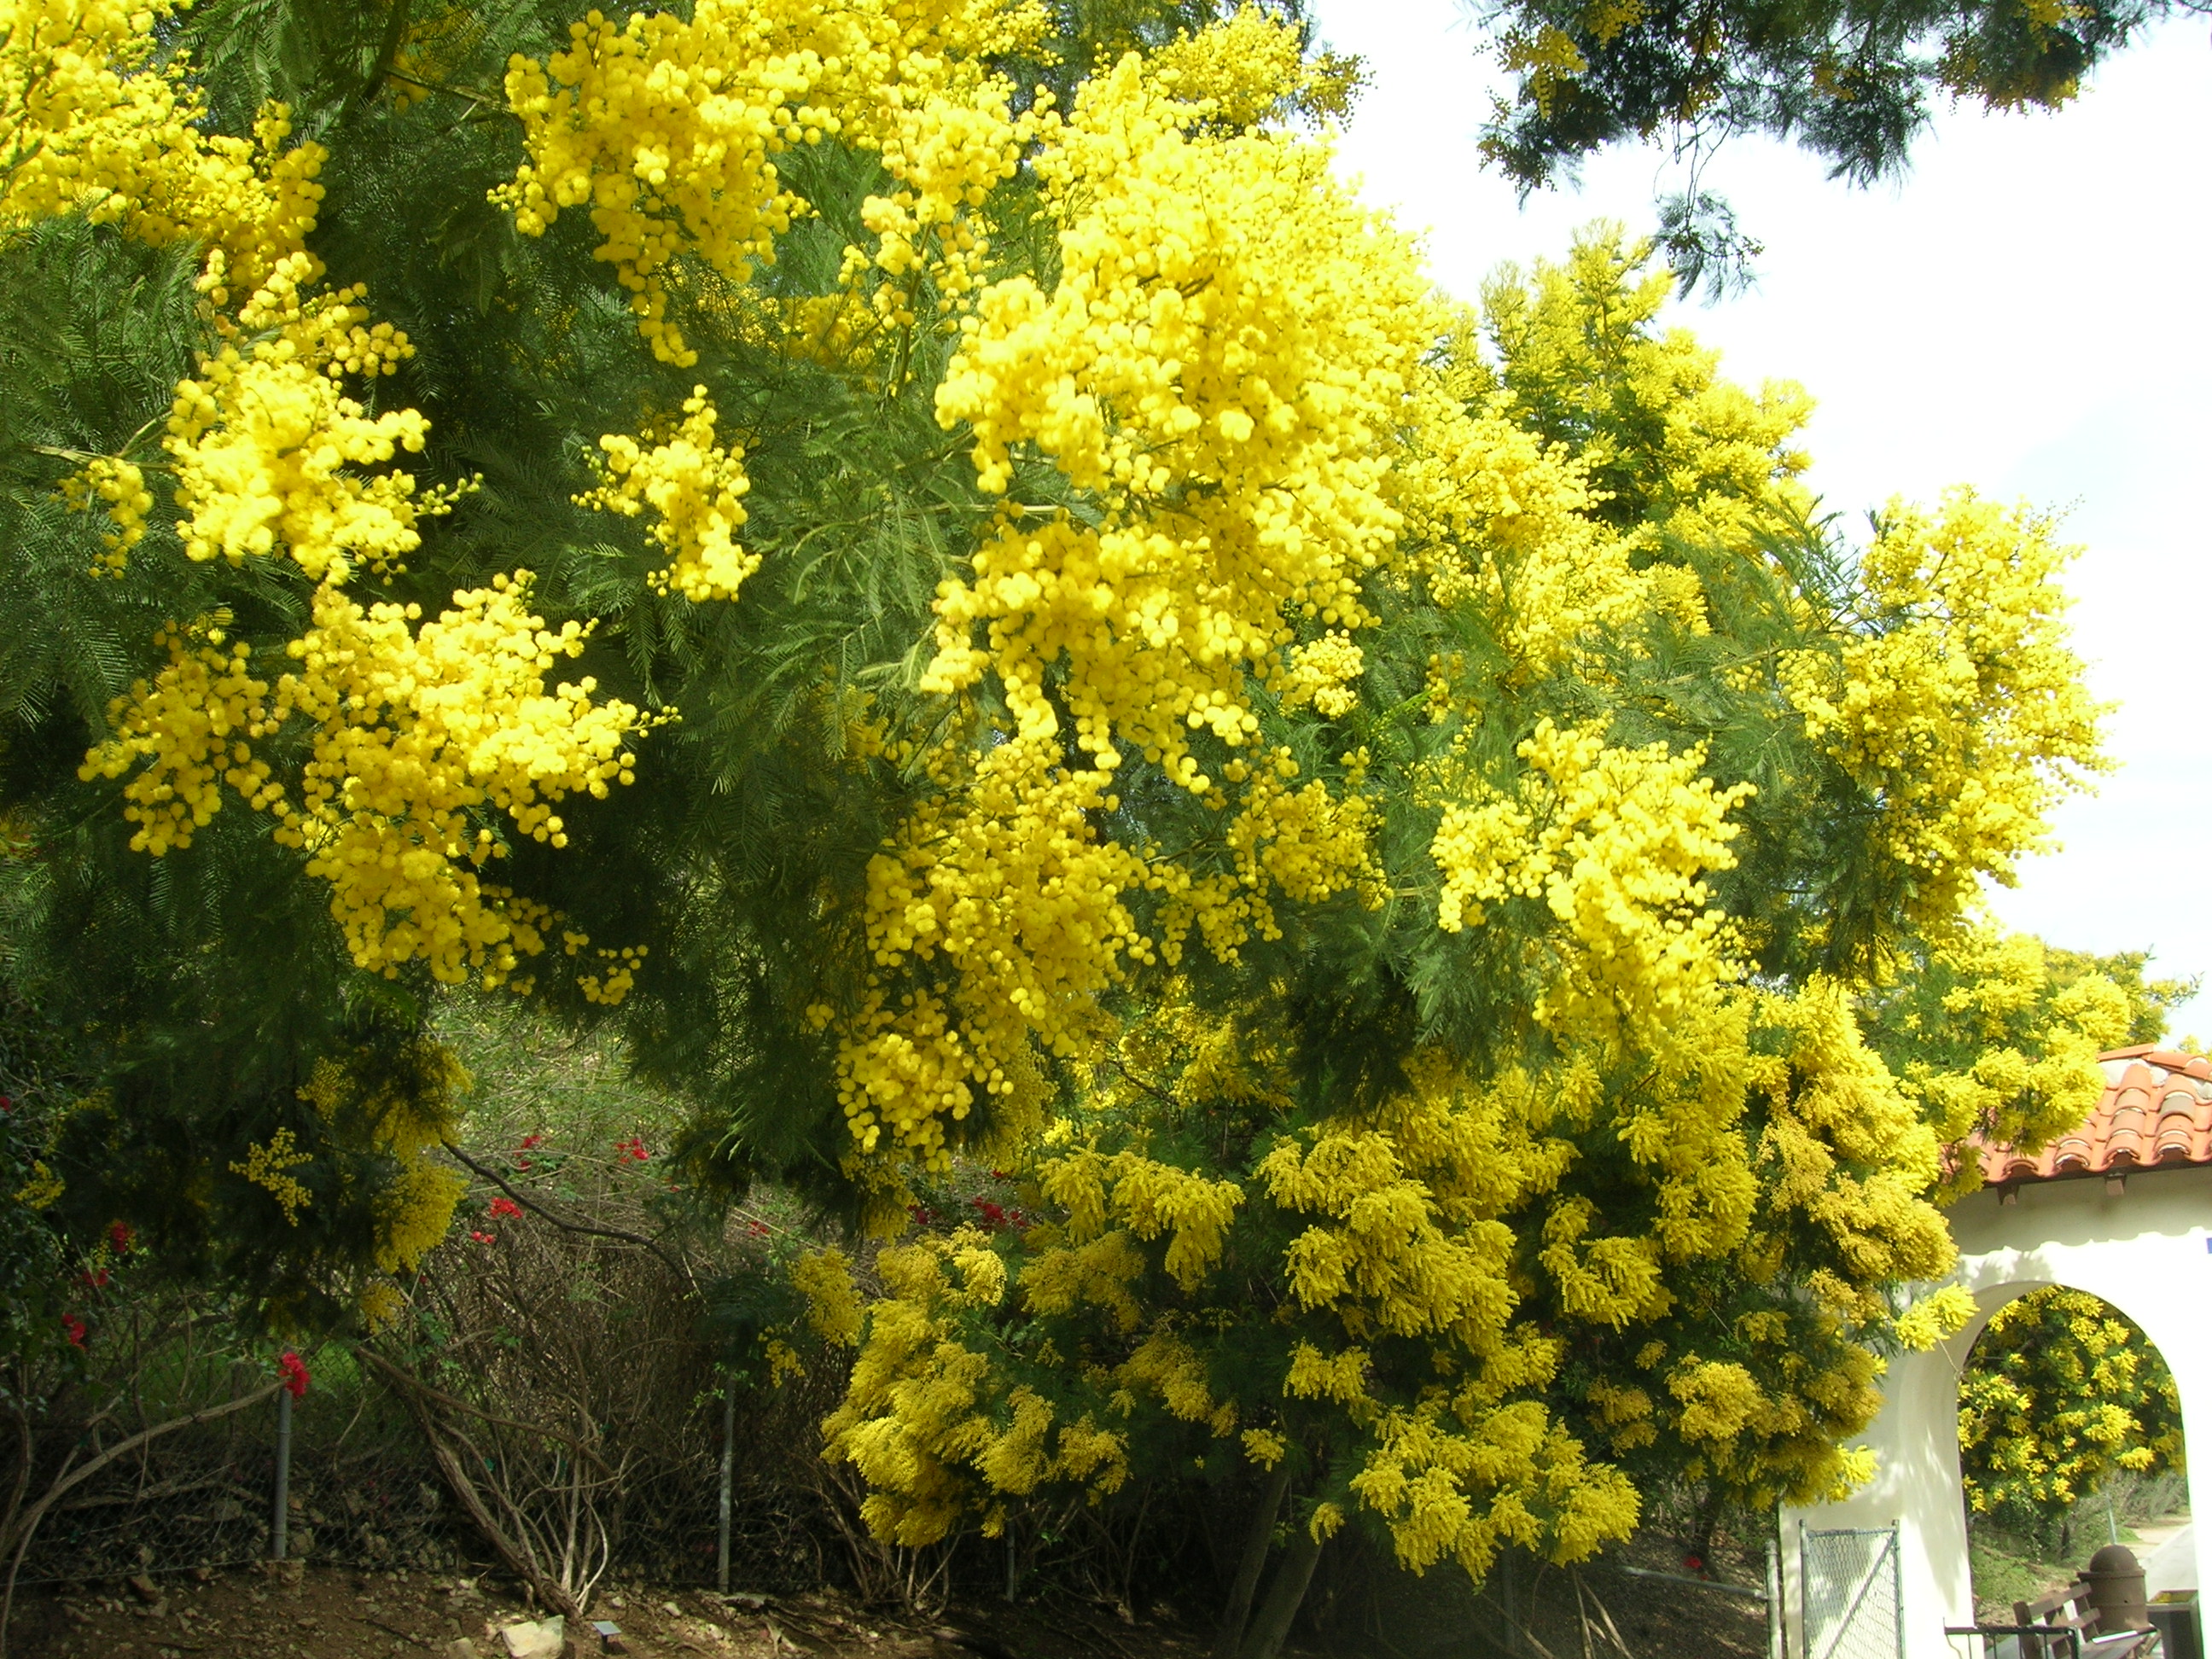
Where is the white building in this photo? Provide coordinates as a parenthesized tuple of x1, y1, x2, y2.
(1782, 1045, 2212, 1659)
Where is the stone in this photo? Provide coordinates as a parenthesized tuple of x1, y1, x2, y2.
(498, 1616, 564, 1659)
(444, 1642, 480, 1659)
(127, 1575, 162, 1604)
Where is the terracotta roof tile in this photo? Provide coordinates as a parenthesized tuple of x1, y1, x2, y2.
(1970, 1047, 2212, 1187)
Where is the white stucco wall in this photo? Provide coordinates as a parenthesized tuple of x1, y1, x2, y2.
(1780, 1163, 2212, 1659)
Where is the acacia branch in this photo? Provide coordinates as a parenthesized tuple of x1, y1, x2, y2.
(440, 1140, 695, 1290)
(387, 1374, 582, 1623)
(352, 1347, 613, 1476)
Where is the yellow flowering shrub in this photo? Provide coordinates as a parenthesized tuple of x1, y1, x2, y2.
(0, 9, 324, 295)
(1779, 492, 2106, 934)
(164, 253, 437, 583)
(230, 1126, 314, 1225)
(84, 575, 649, 988)
(11, 0, 2127, 1622)
(7, 1, 661, 1015)
(296, 1043, 469, 1278)
(1960, 1287, 2185, 1533)
(1864, 924, 2180, 1194)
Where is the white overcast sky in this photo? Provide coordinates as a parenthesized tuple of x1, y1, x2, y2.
(1307, 1, 2212, 1043)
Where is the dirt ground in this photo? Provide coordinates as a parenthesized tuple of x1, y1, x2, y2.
(9, 1568, 1213, 1659)
(5, 1525, 1773, 1659)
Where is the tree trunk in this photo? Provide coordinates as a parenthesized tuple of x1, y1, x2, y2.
(1237, 1522, 1326, 1659)
(1212, 1460, 1294, 1659)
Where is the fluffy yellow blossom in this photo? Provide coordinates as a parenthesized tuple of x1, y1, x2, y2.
(1779, 492, 2106, 934)
(231, 1126, 314, 1225)
(792, 1247, 865, 1345)
(269, 575, 649, 983)
(1148, 4, 1365, 129)
(821, 1225, 1132, 1545)
(579, 387, 756, 602)
(1961, 1288, 2184, 1523)
(165, 253, 438, 583)
(58, 455, 153, 572)
(494, 0, 1047, 364)
(84, 577, 651, 992)
(297, 1043, 469, 1276)
(0, 8, 324, 295)
(1429, 719, 1751, 1046)
(79, 622, 281, 855)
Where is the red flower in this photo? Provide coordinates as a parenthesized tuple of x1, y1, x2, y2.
(488, 1196, 522, 1220)
(108, 1220, 134, 1253)
(519, 1133, 544, 1150)
(80, 1267, 109, 1289)
(61, 1313, 85, 1348)
(277, 1351, 311, 1399)
(745, 1219, 770, 1239)
(0, 1095, 11, 1114)
(1684, 1552, 1705, 1574)
(614, 1137, 649, 1162)
(469, 1229, 498, 1245)
(967, 1196, 1028, 1230)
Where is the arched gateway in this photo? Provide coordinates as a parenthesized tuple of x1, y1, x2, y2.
(1780, 1045, 2212, 1659)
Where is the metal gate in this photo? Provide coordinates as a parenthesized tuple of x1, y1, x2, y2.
(1802, 1523, 1905, 1659)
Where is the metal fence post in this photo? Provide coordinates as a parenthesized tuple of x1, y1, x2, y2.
(1767, 1536, 1785, 1659)
(271, 1386, 292, 1563)
(716, 1382, 734, 1593)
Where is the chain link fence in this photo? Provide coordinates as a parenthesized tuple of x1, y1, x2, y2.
(1802, 1524, 1904, 1659)
(11, 1344, 843, 1594)
(18, 1375, 472, 1586)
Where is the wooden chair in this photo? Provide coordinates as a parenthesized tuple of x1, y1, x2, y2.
(2012, 1581, 2159, 1659)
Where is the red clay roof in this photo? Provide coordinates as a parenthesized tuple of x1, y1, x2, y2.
(1975, 1045, 2212, 1188)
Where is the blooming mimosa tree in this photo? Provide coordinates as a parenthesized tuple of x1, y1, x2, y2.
(0, 1, 2148, 1650)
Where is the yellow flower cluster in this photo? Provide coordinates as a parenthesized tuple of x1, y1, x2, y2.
(792, 1245, 866, 1345)
(1879, 923, 2131, 1194)
(296, 1043, 469, 1278)
(20, 2, 655, 1000)
(1745, 983, 1958, 1320)
(1, 9, 324, 297)
(1035, 1146, 1244, 1290)
(269, 575, 646, 982)
(231, 1126, 314, 1225)
(1960, 1287, 2184, 1521)
(1147, 3, 1365, 130)
(79, 621, 280, 855)
(818, 1230, 1132, 1545)
(841, 45, 1436, 1161)
(856, 73, 1050, 323)
(1429, 720, 1751, 1046)
(1349, 1400, 1640, 1575)
(494, 0, 1046, 364)
(1780, 492, 2106, 930)
(578, 387, 756, 602)
(58, 455, 153, 573)
(1275, 632, 1365, 719)
(166, 253, 438, 582)
(84, 578, 649, 991)
(840, 737, 1147, 1161)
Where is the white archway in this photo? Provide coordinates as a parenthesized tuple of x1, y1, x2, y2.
(1781, 1158, 2212, 1659)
